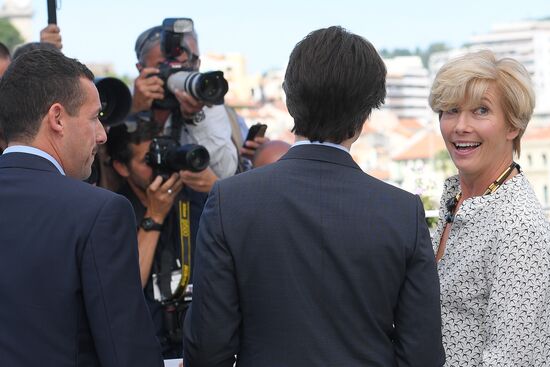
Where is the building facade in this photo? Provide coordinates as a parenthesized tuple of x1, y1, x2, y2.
(430, 20, 550, 118)
(382, 56, 432, 123)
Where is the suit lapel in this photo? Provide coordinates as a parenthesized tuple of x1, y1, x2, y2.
(279, 145, 361, 171)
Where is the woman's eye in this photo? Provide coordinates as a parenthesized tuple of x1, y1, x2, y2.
(474, 106, 489, 115)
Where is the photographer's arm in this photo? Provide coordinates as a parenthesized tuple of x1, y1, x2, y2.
(174, 89, 205, 117)
(179, 167, 218, 193)
(131, 67, 165, 114)
(137, 174, 183, 287)
(175, 101, 239, 178)
(40, 24, 62, 49)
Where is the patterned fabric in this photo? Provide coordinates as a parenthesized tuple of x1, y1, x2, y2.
(432, 173, 550, 367)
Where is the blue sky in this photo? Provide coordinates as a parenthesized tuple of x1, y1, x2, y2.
(26, 0, 550, 77)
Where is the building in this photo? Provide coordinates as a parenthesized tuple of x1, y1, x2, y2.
(261, 68, 285, 103)
(0, 0, 33, 42)
(429, 20, 550, 118)
(382, 56, 432, 123)
(201, 52, 261, 107)
(390, 120, 449, 200)
(518, 127, 550, 207)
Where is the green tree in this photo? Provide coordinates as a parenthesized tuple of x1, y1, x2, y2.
(420, 42, 449, 68)
(0, 18, 24, 51)
(379, 42, 449, 68)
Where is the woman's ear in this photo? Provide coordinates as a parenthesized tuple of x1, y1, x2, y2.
(506, 125, 520, 141)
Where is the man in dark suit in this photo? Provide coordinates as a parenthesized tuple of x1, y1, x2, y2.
(0, 49, 163, 366)
(183, 26, 445, 367)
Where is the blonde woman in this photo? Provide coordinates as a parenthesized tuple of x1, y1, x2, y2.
(429, 50, 550, 366)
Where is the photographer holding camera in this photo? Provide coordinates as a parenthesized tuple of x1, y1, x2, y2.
(132, 18, 241, 193)
(107, 118, 207, 359)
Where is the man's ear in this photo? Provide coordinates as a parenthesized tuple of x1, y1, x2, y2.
(136, 62, 143, 73)
(46, 103, 64, 134)
(112, 160, 130, 178)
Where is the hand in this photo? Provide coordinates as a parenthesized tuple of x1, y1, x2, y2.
(241, 136, 270, 159)
(40, 24, 62, 49)
(145, 173, 184, 222)
(179, 167, 218, 193)
(131, 67, 164, 113)
(173, 89, 205, 118)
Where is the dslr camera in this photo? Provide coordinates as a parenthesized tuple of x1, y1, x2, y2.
(154, 18, 229, 111)
(145, 136, 210, 179)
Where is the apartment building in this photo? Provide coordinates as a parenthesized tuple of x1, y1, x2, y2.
(382, 56, 432, 123)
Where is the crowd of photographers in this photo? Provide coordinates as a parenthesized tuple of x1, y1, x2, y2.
(0, 17, 284, 361)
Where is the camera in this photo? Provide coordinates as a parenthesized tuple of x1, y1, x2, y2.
(95, 77, 132, 126)
(145, 136, 210, 178)
(153, 18, 229, 111)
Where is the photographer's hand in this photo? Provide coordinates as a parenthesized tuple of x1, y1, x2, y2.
(40, 24, 62, 49)
(241, 136, 270, 160)
(174, 89, 205, 119)
(137, 173, 184, 287)
(180, 167, 218, 193)
(145, 173, 184, 223)
(131, 67, 165, 114)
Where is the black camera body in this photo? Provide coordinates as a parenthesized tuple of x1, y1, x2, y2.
(153, 18, 229, 111)
(145, 136, 210, 178)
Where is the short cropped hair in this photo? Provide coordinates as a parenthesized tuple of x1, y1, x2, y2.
(12, 42, 59, 60)
(107, 117, 160, 165)
(429, 50, 535, 156)
(0, 49, 94, 144)
(283, 26, 386, 143)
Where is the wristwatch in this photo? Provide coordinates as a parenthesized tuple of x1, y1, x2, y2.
(140, 217, 163, 232)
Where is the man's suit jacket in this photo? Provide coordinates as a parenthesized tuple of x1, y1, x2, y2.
(0, 153, 163, 367)
(184, 145, 445, 367)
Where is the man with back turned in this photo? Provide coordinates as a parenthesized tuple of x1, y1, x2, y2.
(0, 49, 163, 367)
(183, 26, 445, 367)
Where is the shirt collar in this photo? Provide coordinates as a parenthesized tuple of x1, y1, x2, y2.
(2, 145, 66, 175)
(292, 140, 350, 154)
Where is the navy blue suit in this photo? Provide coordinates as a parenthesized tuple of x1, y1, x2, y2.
(0, 153, 163, 367)
(184, 145, 444, 367)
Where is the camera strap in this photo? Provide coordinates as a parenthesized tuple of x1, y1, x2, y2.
(169, 108, 185, 143)
(169, 199, 192, 301)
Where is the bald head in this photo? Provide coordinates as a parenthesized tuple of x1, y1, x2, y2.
(252, 140, 291, 168)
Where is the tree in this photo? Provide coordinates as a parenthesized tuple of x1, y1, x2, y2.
(0, 19, 24, 52)
(420, 42, 449, 68)
(379, 42, 449, 68)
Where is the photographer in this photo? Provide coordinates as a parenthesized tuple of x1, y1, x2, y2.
(107, 118, 207, 358)
(132, 19, 239, 192)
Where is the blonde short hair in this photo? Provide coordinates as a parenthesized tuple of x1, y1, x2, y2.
(429, 50, 535, 157)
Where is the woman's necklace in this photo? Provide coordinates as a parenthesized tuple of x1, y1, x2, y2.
(444, 161, 519, 223)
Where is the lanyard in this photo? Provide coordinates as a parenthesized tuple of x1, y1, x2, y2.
(445, 162, 519, 223)
(167, 199, 192, 301)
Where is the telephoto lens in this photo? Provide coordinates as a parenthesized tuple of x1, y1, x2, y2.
(167, 70, 228, 105)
